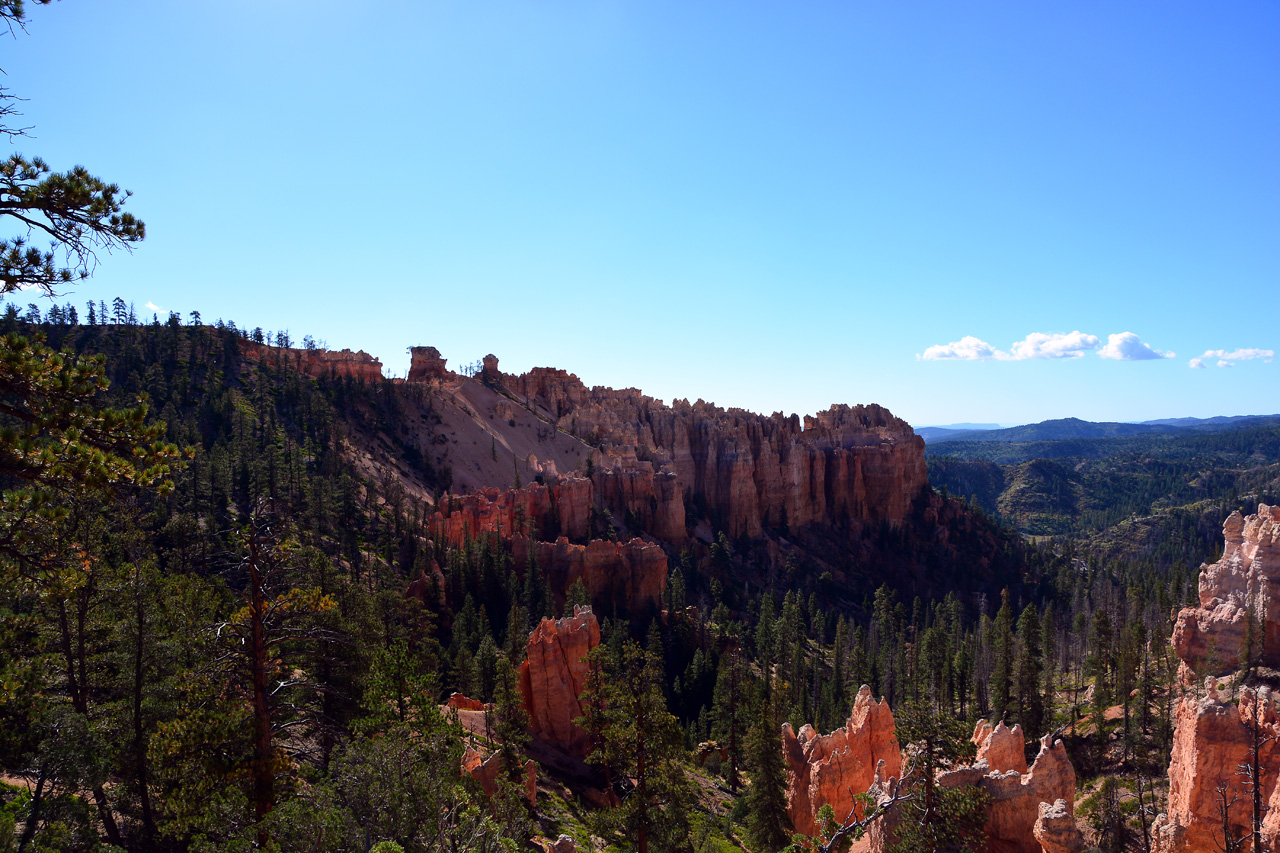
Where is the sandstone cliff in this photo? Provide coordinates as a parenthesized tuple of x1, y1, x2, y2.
(1151, 682, 1280, 853)
(936, 732, 1077, 853)
(1172, 505, 1280, 678)
(1152, 507, 1280, 852)
(496, 358, 928, 541)
(782, 685, 902, 837)
(518, 607, 600, 757)
(242, 341, 384, 382)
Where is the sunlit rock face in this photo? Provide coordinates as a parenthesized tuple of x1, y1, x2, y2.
(518, 607, 600, 757)
(972, 719, 1028, 775)
(1033, 799, 1086, 853)
(782, 685, 902, 838)
(498, 362, 928, 541)
(1172, 506, 1280, 678)
(1151, 683, 1280, 853)
(1152, 506, 1280, 852)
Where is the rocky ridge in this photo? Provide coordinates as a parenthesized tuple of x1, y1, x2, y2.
(1172, 505, 1280, 678)
(1153, 505, 1280, 852)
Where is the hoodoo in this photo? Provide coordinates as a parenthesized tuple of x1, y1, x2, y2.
(1152, 506, 1280, 852)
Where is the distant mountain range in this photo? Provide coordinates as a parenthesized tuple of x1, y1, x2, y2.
(918, 414, 1280, 444)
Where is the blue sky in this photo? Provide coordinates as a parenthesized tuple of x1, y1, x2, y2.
(6, 1, 1277, 426)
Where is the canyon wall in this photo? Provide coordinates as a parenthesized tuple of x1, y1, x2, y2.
(498, 358, 929, 540)
(1153, 505, 1280, 852)
(1172, 505, 1280, 677)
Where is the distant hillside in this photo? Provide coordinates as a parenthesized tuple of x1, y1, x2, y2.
(926, 414, 1280, 445)
(927, 421, 1280, 565)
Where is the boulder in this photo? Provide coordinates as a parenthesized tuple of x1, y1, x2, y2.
(1033, 799, 1086, 853)
(783, 685, 902, 837)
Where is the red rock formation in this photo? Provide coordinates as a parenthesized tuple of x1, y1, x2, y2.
(1033, 799, 1086, 853)
(782, 685, 902, 837)
(499, 363, 928, 540)
(520, 536, 668, 616)
(481, 354, 501, 385)
(242, 341, 383, 382)
(936, 733, 1077, 853)
(447, 693, 485, 712)
(428, 477, 593, 546)
(408, 345, 450, 381)
(1151, 682, 1280, 853)
(462, 745, 536, 804)
(404, 562, 446, 607)
(973, 720, 1028, 775)
(429, 483, 556, 545)
(594, 456, 687, 543)
(1172, 505, 1280, 678)
(518, 607, 600, 756)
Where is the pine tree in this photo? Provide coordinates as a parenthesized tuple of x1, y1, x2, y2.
(580, 639, 692, 853)
(1014, 603, 1043, 741)
(743, 688, 793, 852)
(990, 590, 1014, 721)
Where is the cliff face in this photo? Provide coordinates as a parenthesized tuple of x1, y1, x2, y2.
(242, 341, 384, 382)
(1151, 682, 1280, 853)
(518, 607, 601, 757)
(1153, 506, 1280, 853)
(782, 685, 902, 838)
(500, 362, 928, 540)
(1172, 505, 1280, 677)
(514, 536, 667, 618)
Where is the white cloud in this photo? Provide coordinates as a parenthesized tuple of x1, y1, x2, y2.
(1190, 347, 1274, 368)
(145, 300, 166, 314)
(1009, 331, 1100, 360)
(1097, 332, 1174, 361)
(919, 336, 1009, 361)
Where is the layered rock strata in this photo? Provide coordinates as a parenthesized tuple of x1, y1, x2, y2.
(242, 341, 383, 382)
(518, 607, 600, 757)
(1151, 682, 1279, 853)
(1172, 505, 1280, 677)
(782, 685, 902, 837)
(497, 361, 928, 540)
(936, 733, 1077, 853)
